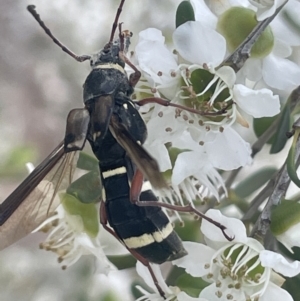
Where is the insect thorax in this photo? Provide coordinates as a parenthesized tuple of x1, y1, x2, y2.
(90, 41, 125, 69)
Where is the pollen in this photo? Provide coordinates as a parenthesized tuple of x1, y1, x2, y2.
(170, 71, 176, 77)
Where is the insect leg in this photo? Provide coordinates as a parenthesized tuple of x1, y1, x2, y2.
(136, 97, 233, 116)
(99, 201, 166, 298)
(129, 169, 233, 241)
(118, 51, 141, 87)
(130, 250, 167, 299)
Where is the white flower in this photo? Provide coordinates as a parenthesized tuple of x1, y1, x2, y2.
(134, 23, 279, 203)
(173, 209, 296, 301)
(35, 193, 126, 272)
(135, 262, 206, 301)
(90, 269, 134, 301)
(250, 0, 290, 21)
(192, 0, 300, 92)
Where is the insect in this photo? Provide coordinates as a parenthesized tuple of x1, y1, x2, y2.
(0, 0, 230, 297)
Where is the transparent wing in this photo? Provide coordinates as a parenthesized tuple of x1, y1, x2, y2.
(109, 115, 167, 190)
(0, 141, 79, 250)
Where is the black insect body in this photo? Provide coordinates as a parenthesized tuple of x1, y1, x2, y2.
(77, 36, 187, 264)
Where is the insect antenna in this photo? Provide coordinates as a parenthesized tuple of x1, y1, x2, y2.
(27, 5, 91, 62)
(118, 22, 132, 53)
(108, 0, 126, 44)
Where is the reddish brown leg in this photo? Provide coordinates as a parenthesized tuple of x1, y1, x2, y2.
(100, 201, 166, 298)
(136, 97, 233, 116)
(118, 51, 141, 87)
(129, 169, 144, 203)
(129, 169, 233, 241)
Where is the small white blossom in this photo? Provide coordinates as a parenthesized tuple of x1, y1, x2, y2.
(173, 209, 296, 301)
(191, 0, 300, 92)
(35, 198, 125, 272)
(133, 22, 279, 203)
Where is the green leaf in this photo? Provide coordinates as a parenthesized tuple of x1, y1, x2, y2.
(174, 219, 201, 242)
(176, 1, 195, 28)
(234, 167, 277, 198)
(0, 145, 36, 178)
(61, 193, 99, 237)
(270, 104, 291, 154)
(287, 130, 300, 188)
(176, 273, 208, 297)
(271, 200, 300, 235)
(107, 254, 136, 270)
(100, 292, 119, 301)
(253, 116, 277, 143)
(217, 7, 274, 58)
(283, 273, 300, 301)
(67, 170, 102, 203)
(77, 152, 98, 171)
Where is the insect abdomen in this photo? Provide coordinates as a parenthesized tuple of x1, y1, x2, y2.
(102, 165, 187, 264)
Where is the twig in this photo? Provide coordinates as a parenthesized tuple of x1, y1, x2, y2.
(219, 1, 288, 72)
(250, 117, 300, 241)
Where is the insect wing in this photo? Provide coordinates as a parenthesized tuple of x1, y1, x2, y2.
(109, 116, 167, 190)
(0, 142, 78, 250)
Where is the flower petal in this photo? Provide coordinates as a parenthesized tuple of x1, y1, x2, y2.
(216, 66, 236, 88)
(99, 226, 128, 256)
(205, 129, 252, 170)
(233, 85, 280, 118)
(271, 1, 300, 47)
(172, 241, 215, 277)
(263, 54, 300, 91)
(135, 28, 179, 99)
(190, 0, 217, 28)
(250, 0, 286, 21)
(241, 58, 263, 82)
(136, 262, 172, 294)
(173, 21, 226, 66)
(201, 209, 248, 243)
(172, 150, 208, 185)
(260, 282, 293, 301)
(260, 250, 300, 277)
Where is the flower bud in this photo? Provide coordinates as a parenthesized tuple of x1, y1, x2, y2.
(217, 7, 274, 58)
